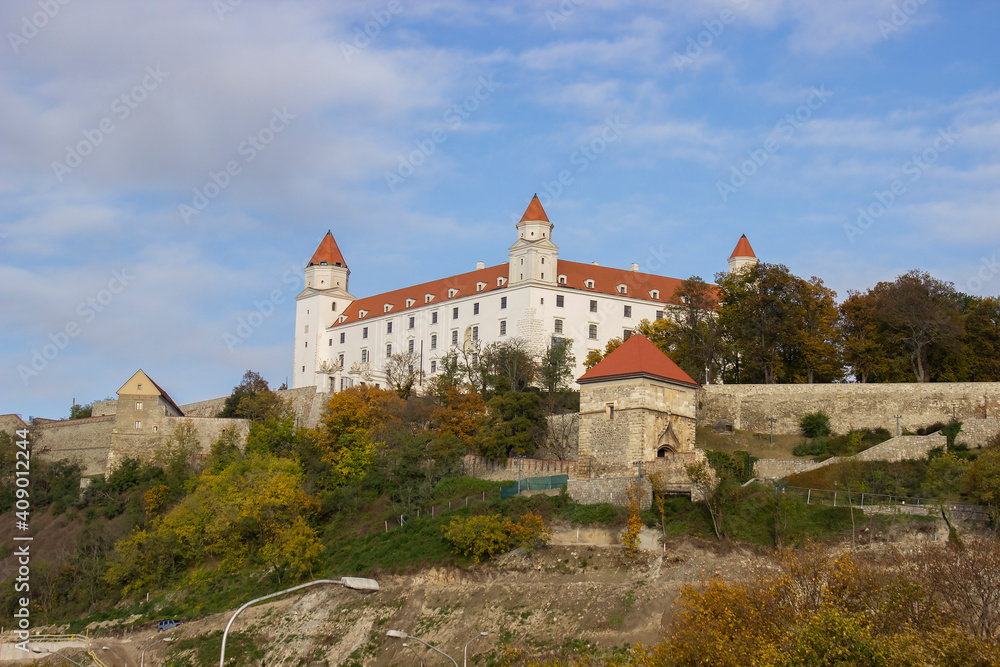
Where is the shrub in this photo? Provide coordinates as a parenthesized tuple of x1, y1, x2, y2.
(793, 439, 827, 457)
(800, 412, 831, 438)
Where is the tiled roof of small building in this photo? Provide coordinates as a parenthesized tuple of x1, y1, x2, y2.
(577, 334, 699, 387)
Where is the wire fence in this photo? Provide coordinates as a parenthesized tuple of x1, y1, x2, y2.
(782, 485, 990, 521)
(380, 488, 504, 532)
(500, 474, 569, 499)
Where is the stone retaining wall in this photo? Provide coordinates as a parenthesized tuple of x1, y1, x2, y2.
(566, 476, 653, 509)
(700, 382, 1000, 436)
(461, 454, 576, 481)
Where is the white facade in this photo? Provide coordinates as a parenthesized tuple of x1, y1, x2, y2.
(293, 197, 753, 393)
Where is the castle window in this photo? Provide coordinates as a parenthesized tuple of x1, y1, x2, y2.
(431, 334, 437, 349)
(406, 298, 415, 308)
(363, 326, 368, 339)
(339, 354, 345, 366)
(432, 311, 438, 324)
(472, 326, 479, 341)
(359, 309, 368, 318)
(585, 279, 595, 289)
(476, 282, 487, 292)
(408, 339, 415, 353)
(453, 307, 459, 319)
(329, 339, 333, 346)
(425, 294, 434, 303)
(497, 277, 506, 287)
(304, 325, 309, 333)
(656, 310, 664, 320)
(624, 330, 633, 340)
(541, 257, 545, 264)
(137, 384, 142, 390)
(554, 319, 563, 334)
(304, 341, 308, 347)
(500, 320, 507, 336)
(302, 366, 305, 372)
(617, 284, 627, 294)
(409, 316, 415, 329)
(387, 322, 392, 334)
(361, 349, 369, 363)
(448, 288, 459, 298)
(649, 290, 660, 300)
(135, 401, 143, 410)
(558, 275, 567, 285)
(606, 404, 615, 420)
(134, 421, 141, 429)
(332, 302, 337, 311)
(681, 295, 691, 304)
(474, 302, 480, 315)
(431, 360, 437, 373)
(386, 343, 392, 357)
(501, 296, 507, 309)
(589, 324, 598, 340)
(624, 305, 632, 318)
(590, 300, 598, 313)
(153, 426, 158, 432)
(556, 295, 564, 308)
(340, 332, 345, 343)
(384, 304, 393, 313)
(452, 330, 459, 346)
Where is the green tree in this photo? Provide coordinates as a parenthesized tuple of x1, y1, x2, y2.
(962, 296, 1000, 381)
(965, 448, 1000, 533)
(475, 390, 545, 458)
(69, 402, 93, 419)
(538, 337, 576, 398)
(383, 351, 422, 399)
(923, 452, 969, 542)
(218, 370, 288, 421)
(840, 290, 894, 382)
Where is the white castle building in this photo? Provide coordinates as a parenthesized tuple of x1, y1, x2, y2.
(293, 196, 757, 393)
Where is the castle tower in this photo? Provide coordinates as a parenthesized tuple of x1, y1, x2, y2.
(509, 195, 558, 286)
(294, 231, 355, 389)
(727, 234, 758, 274)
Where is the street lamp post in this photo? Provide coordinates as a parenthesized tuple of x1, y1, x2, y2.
(220, 577, 379, 666)
(767, 418, 777, 446)
(387, 630, 458, 667)
(102, 645, 126, 666)
(402, 642, 424, 667)
(141, 637, 174, 667)
(464, 631, 488, 667)
(894, 414, 902, 437)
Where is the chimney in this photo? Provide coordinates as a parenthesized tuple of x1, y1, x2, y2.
(592, 261, 599, 266)
(630, 263, 639, 272)
(476, 261, 485, 270)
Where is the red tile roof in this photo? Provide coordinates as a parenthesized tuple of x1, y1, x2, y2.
(332, 260, 714, 327)
(520, 195, 549, 222)
(577, 334, 699, 387)
(729, 234, 756, 259)
(309, 231, 348, 268)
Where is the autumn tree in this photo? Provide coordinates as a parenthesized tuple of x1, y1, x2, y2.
(839, 289, 894, 382)
(538, 337, 576, 398)
(314, 386, 401, 487)
(218, 370, 288, 422)
(383, 351, 422, 399)
(873, 270, 963, 382)
(962, 296, 1000, 381)
(582, 336, 624, 370)
(794, 276, 842, 383)
(429, 384, 485, 446)
(668, 276, 725, 383)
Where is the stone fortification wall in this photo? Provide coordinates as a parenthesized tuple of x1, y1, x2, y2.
(567, 477, 652, 509)
(0, 415, 30, 436)
(462, 454, 576, 481)
(699, 382, 1000, 436)
(181, 386, 328, 429)
(92, 399, 117, 417)
(754, 433, 946, 481)
(106, 416, 249, 475)
(30, 416, 115, 476)
(960, 419, 1000, 448)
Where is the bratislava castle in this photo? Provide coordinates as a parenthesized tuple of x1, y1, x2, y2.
(293, 196, 757, 393)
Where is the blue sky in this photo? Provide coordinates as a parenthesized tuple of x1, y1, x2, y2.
(3, 0, 999, 419)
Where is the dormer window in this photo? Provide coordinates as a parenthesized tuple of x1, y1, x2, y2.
(649, 290, 660, 300)
(681, 295, 691, 304)
(405, 298, 415, 308)
(425, 293, 435, 303)
(617, 284, 627, 295)
(497, 277, 507, 287)
(384, 303, 393, 313)
(359, 309, 369, 318)
(448, 288, 459, 298)
(584, 279, 595, 289)
(476, 281, 487, 292)
(558, 275, 567, 285)
(338, 314, 348, 323)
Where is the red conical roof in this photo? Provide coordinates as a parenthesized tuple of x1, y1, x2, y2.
(729, 234, 756, 259)
(519, 195, 549, 222)
(578, 334, 699, 387)
(308, 231, 347, 267)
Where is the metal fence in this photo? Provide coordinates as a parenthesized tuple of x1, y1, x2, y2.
(500, 474, 570, 499)
(782, 485, 990, 520)
(381, 489, 504, 532)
